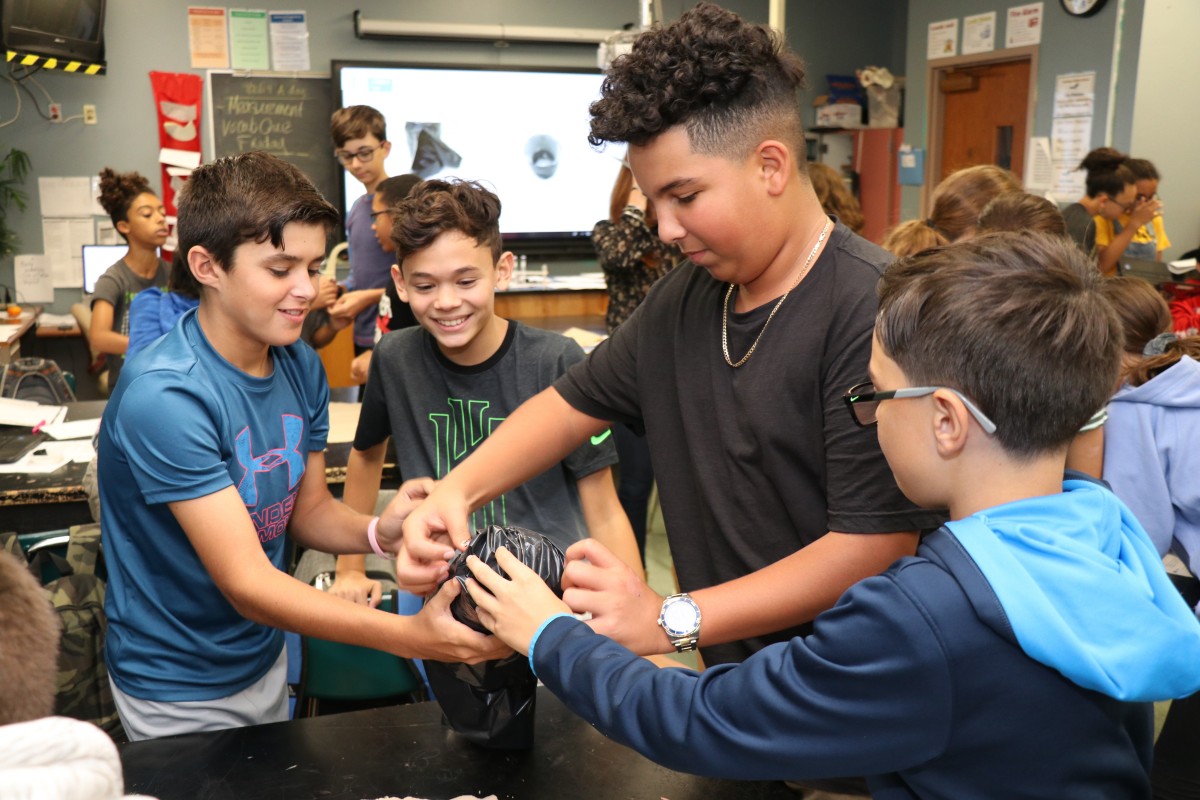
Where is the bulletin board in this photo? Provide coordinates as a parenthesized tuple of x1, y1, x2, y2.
(206, 72, 339, 210)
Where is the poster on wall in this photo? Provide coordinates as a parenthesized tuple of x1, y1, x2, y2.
(927, 18, 958, 60)
(269, 11, 310, 72)
(187, 6, 229, 69)
(229, 9, 270, 71)
(1005, 3, 1043, 48)
(962, 12, 997, 55)
(1049, 70, 1095, 200)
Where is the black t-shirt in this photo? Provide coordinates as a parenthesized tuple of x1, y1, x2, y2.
(555, 221, 946, 664)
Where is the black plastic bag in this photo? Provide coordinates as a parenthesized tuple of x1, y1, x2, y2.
(425, 524, 566, 749)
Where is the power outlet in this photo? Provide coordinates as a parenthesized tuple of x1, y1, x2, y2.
(83, 104, 97, 125)
(48, 102, 62, 122)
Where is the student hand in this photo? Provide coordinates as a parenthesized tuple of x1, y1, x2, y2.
(312, 276, 339, 311)
(1129, 197, 1163, 228)
(330, 290, 376, 319)
(328, 569, 383, 607)
(376, 477, 437, 556)
(562, 538, 669, 656)
(396, 484, 472, 592)
(412, 578, 513, 663)
(349, 350, 373, 384)
(465, 548, 572, 655)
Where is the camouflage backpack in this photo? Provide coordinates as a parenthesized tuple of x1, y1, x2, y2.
(2, 525, 123, 739)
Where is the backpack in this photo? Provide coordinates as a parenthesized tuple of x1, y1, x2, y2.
(0, 357, 76, 404)
(1, 525, 124, 740)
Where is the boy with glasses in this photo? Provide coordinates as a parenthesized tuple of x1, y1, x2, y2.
(464, 231, 1200, 797)
(328, 105, 395, 364)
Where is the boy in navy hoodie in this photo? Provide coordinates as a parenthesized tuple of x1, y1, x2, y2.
(464, 232, 1200, 798)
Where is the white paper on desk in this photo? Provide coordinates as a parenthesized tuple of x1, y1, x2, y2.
(41, 418, 100, 441)
(0, 398, 67, 428)
(14, 254, 53, 302)
(0, 448, 69, 472)
(37, 176, 95, 218)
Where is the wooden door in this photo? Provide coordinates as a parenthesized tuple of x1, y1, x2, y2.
(938, 59, 1031, 181)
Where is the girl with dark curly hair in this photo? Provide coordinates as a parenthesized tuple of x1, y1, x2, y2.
(91, 167, 170, 387)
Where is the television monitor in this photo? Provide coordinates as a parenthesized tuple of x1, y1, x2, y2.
(82, 244, 126, 294)
(1, 0, 106, 65)
(334, 61, 623, 255)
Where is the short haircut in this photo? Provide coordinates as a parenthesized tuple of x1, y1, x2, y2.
(876, 232, 1122, 458)
(0, 551, 60, 725)
(375, 174, 422, 209)
(977, 193, 1067, 237)
(807, 162, 864, 234)
(330, 105, 386, 148)
(97, 167, 153, 235)
(1100, 276, 1171, 356)
(1124, 158, 1159, 182)
(588, 2, 808, 164)
(926, 165, 1022, 242)
(174, 152, 338, 295)
(882, 219, 946, 259)
(391, 179, 503, 266)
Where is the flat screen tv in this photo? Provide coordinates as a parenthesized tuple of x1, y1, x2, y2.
(1, 0, 105, 65)
(333, 61, 623, 255)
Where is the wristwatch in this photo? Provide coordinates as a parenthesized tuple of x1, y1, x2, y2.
(658, 593, 702, 652)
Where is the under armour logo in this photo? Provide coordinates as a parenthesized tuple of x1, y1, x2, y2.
(234, 414, 305, 506)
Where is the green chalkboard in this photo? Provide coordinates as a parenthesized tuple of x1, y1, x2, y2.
(208, 73, 339, 212)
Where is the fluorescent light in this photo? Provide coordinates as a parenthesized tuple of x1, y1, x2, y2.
(354, 11, 614, 45)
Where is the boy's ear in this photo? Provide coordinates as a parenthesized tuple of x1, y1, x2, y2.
(188, 245, 223, 290)
(494, 252, 514, 291)
(755, 139, 793, 197)
(930, 389, 970, 458)
(391, 263, 409, 303)
(380, 139, 393, 158)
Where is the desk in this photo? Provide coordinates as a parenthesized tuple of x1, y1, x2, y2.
(119, 688, 795, 800)
(0, 401, 398, 533)
(0, 307, 38, 364)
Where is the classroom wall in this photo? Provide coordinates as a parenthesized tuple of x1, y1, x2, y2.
(899, 0, 1146, 221)
(1, 0, 920, 313)
(1130, 0, 1197, 261)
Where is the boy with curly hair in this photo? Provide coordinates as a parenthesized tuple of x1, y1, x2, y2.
(400, 2, 939, 681)
(466, 232, 1200, 797)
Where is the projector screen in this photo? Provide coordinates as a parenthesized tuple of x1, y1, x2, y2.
(333, 61, 623, 251)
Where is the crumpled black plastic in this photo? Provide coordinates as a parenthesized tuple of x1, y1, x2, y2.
(424, 524, 566, 749)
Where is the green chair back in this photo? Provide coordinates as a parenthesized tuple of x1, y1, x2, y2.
(296, 593, 424, 716)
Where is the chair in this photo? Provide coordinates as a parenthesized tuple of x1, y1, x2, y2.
(294, 593, 426, 718)
(69, 302, 109, 397)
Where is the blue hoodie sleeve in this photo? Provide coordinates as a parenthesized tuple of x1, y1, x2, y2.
(1104, 403, 1175, 557)
(534, 574, 954, 781)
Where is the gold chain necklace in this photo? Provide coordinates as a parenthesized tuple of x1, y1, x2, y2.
(722, 219, 832, 368)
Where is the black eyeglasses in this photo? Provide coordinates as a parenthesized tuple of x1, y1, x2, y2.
(843, 381, 997, 434)
(334, 144, 385, 165)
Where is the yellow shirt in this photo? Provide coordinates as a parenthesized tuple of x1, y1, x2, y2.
(1092, 214, 1171, 252)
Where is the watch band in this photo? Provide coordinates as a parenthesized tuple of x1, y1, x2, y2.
(367, 516, 393, 560)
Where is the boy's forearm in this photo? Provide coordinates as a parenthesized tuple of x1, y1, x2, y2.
(577, 468, 644, 578)
(688, 531, 918, 648)
(441, 387, 607, 509)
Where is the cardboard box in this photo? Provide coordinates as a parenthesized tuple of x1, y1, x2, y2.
(814, 103, 863, 129)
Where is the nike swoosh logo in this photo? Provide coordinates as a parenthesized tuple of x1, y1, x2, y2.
(590, 429, 613, 445)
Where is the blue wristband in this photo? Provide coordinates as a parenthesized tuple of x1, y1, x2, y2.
(528, 613, 576, 678)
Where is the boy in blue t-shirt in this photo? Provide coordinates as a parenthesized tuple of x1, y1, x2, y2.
(98, 152, 506, 741)
(331, 179, 641, 605)
(465, 231, 1200, 797)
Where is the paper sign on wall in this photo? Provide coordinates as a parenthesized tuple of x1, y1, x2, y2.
(927, 19, 958, 60)
(15, 255, 53, 303)
(963, 12, 997, 55)
(1006, 3, 1043, 48)
(188, 6, 230, 69)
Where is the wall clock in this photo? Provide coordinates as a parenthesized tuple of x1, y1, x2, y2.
(1060, 0, 1108, 17)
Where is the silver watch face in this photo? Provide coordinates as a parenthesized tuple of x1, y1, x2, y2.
(662, 597, 700, 636)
